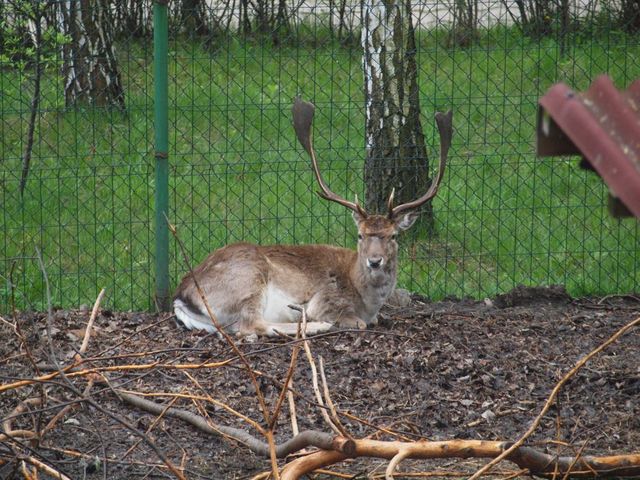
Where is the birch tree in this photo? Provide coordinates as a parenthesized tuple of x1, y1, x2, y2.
(361, 0, 434, 230)
(57, 0, 125, 110)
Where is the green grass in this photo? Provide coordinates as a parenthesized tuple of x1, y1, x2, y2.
(1, 26, 640, 311)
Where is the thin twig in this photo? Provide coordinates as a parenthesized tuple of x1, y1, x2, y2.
(80, 288, 106, 354)
(561, 441, 590, 480)
(319, 356, 350, 438)
(21, 455, 72, 480)
(288, 389, 299, 436)
(269, 322, 301, 430)
(167, 215, 272, 427)
(296, 306, 341, 435)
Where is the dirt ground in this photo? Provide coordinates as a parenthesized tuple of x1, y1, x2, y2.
(1, 286, 639, 479)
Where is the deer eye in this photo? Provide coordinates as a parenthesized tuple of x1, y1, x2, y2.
(358, 234, 363, 240)
(391, 234, 397, 240)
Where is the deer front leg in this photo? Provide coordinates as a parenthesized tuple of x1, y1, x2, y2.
(306, 290, 366, 330)
(335, 315, 367, 329)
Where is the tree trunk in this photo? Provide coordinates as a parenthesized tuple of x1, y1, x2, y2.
(180, 0, 210, 37)
(361, 0, 433, 232)
(57, 0, 125, 111)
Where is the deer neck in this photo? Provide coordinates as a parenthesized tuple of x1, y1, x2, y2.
(351, 256, 397, 314)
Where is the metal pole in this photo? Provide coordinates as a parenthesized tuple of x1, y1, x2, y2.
(153, 0, 170, 311)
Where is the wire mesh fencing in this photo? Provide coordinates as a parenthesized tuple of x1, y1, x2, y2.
(1, 0, 639, 312)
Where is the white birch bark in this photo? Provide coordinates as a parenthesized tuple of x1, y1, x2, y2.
(361, 0, 432, 226)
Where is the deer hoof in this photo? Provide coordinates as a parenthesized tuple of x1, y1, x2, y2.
(338, 318, 366, 329)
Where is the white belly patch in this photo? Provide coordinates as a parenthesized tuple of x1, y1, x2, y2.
(263, 284, 301, 323)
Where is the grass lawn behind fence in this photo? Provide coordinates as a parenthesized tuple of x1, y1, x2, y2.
(1, 27, 639, 311)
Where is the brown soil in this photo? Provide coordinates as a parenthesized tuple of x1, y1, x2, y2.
(1, 286, 639, 479)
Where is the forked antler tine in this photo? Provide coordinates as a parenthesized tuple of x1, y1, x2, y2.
(389, 110, 453, 218)
(292, 97, 367, 216)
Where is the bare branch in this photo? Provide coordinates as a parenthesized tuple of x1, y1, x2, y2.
(167, 215, 272, 429)
(80, 288, 106, 354)
(115, 389, 341, 459)
(280, 438, 640, 480)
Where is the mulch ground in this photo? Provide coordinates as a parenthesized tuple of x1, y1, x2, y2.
(1, 285, 639, 479)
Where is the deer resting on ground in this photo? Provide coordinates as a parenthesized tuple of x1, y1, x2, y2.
(173, 99, 453, 337)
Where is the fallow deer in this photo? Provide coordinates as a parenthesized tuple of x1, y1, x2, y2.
(173, 99, 452, 337)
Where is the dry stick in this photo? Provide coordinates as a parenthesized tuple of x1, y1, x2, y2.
(268, 322, 304, 480)
(295, 306, 342, 435)
(499, 469, 531, 480)
(280, 438, 640, 480)
(21, 455, 72, 480)
(266, 429, 281, 480)
(41, 289, 106, 437)
(466, 315, 640, 480)
(318, 356, 350, 438)
(0, 360, 233, 394)
(167, 217, 271, 428)
(269, 322, 302, 431)
(1, 398, 42, 442)
(552, 397, 563, 480)
(287, 389, 300, 436)
(80, 288, 106, 354)
(250, 472, 272, 480)
(19, 460, 33, 480)
(33, 249, 186, 480)
(386, 447, 413, 480)
(562, 441, 590, 480)
(121, 395, 180, 461)
(119, 390, 347, 457)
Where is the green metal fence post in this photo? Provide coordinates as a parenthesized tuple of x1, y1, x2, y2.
(153, 0, 170, 311)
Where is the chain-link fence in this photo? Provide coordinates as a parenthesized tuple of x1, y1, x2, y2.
(1, 0, 639, 312)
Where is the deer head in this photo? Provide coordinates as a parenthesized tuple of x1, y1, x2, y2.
(292, 98, 452, 279)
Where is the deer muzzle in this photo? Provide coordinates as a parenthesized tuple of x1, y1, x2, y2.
(367, 257, 384, 269)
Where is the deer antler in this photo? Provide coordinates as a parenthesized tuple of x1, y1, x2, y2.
(292, 98, 368, 218)
(388, 110, 453, 218)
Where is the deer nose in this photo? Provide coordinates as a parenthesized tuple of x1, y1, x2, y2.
(367, 257, 384, 269)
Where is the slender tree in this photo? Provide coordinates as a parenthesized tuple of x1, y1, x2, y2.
(179, 0, 209, 37)
(56, 0, 125, 110)
(361, 0, 434, 231)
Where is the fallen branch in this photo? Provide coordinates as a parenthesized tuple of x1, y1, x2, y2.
(279, 438, 640, 480)
(294, 306, 343, 436)
(117, 389, 340, 458)
(21, 455, 72, 480)
(1, 397, 41, 442)
(0, 360, 233, 394)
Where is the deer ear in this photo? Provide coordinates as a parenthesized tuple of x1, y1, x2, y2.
(394, 211, 418, 231)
